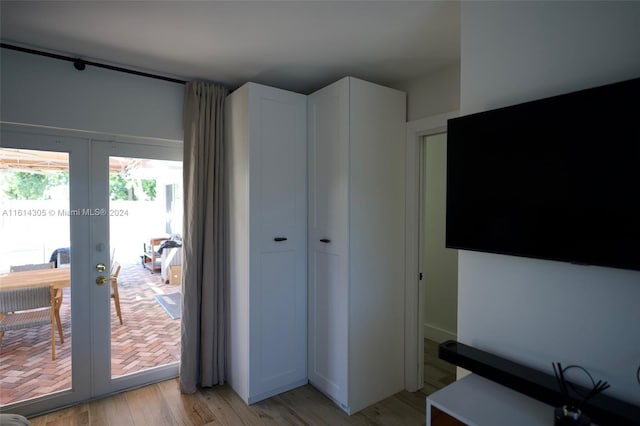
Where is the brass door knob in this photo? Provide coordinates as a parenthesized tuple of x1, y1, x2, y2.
(96, 276, 109, 286)
(96, 263, 107, 272)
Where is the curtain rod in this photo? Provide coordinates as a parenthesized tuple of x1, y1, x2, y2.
(1, 42, 187, 85)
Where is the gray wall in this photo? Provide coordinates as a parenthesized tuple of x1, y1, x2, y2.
(459, 1, 640, 404)
(392, 62, 460, 121)
(1, 49, 184, 140)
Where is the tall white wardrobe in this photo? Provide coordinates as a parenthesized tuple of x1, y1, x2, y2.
(307, 77, 406, 414)
(227, 83, 308, 404)
(227, 77, 406, 414)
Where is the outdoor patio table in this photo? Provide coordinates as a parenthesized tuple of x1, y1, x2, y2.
(0, 268, 71, 291)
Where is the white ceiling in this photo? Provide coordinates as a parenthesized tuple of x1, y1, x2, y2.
(0, 1, 460, 94)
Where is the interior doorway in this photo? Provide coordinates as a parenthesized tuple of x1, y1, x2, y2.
(419, 133, 458, 343)
(418, 133, 458, 389)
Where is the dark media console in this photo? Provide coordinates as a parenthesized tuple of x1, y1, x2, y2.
(438, 340, 640, 426)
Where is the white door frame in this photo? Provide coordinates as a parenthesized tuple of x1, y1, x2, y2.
(404, 111, 458, 392)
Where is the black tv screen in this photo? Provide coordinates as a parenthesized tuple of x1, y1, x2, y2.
(446, 77, 640, 271)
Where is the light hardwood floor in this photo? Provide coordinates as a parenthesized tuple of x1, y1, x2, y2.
(30, 381, 429, 426)
(30, 339, 455, 425)
(423, 339, 456, 394)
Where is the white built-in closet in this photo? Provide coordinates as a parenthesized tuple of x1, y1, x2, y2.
(227, 83, 308, 403)
(307, 77, 406, 414)
(227, 77, 406, 414)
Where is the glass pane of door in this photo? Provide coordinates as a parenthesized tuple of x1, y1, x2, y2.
(108, 156, 182, 379)
(90, 140, 181, 397)
(0, 148, 72, 405)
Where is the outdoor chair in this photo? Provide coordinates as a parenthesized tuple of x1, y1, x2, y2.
(9, 262, 64, 306)
(111, 262, 123, 325)
(57, 250, 71, 268)
(9, 262, 55, 272)
(0, 285, 64, 360)
(49, 248, 70, 268)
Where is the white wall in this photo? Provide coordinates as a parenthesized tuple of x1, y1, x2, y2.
(1, 48, 183, 140)
(422, 133, 457, 342)
(459, 1, 640, 404)
(392, 63, 460, 121)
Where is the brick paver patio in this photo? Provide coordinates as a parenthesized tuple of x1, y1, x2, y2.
(0, 262, 181, 406)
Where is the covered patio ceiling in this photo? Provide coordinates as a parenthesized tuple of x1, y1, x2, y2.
(0, 148, 156, 174)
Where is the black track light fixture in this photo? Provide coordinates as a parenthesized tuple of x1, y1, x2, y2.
(73, 58, 86, 71)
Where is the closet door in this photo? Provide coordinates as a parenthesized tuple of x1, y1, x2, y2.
(250, 86, 307, 401)
(307, 79, 350, 409)
(346, 78, 406, 413)
(228, 83, 307, 404)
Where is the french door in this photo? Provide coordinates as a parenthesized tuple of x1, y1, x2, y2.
(0, 127, 182, 416)
(90, 138, 182, 398)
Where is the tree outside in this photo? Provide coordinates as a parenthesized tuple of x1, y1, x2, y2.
(1, 171, 68, 200)
(109, 173, 156, 201)
(1, 170, 155, 201)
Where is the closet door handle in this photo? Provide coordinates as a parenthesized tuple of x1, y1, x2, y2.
(320, 238, 331, 243)
(274, 237, 288, 242)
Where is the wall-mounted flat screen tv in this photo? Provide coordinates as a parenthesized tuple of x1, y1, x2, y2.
(446, 77, 640, 271)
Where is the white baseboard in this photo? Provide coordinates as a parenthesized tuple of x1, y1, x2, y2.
(424, 323, 456, 343)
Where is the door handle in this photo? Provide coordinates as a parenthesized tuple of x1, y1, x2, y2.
(96, 276, 109, 286)
(320, 238, 331, 243)
(274, 237, 288, 242)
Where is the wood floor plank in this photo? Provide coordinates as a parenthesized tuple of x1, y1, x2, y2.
(391, 389, 430, 413)
(274, 385, 369, 426)
(358, 393, 426, 426)
(157, 379, 217, 426)
(32, 403, 90, 426)
(197, 384, 268, 425)
(27, 338, 452, 425)
(251, 394, 311, 425)
(89, 390, 136, 426)
(122, 383, 177, 425)
(43, 410, 90, 426)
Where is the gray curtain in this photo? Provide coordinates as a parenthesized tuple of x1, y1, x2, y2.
(180, 81, 229, 393)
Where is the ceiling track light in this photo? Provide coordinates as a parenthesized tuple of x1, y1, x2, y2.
(73, 58, 86, 71)
(1, 42, 186, 84)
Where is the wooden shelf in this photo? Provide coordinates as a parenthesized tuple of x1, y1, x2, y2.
(141, 237, 169, 273)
